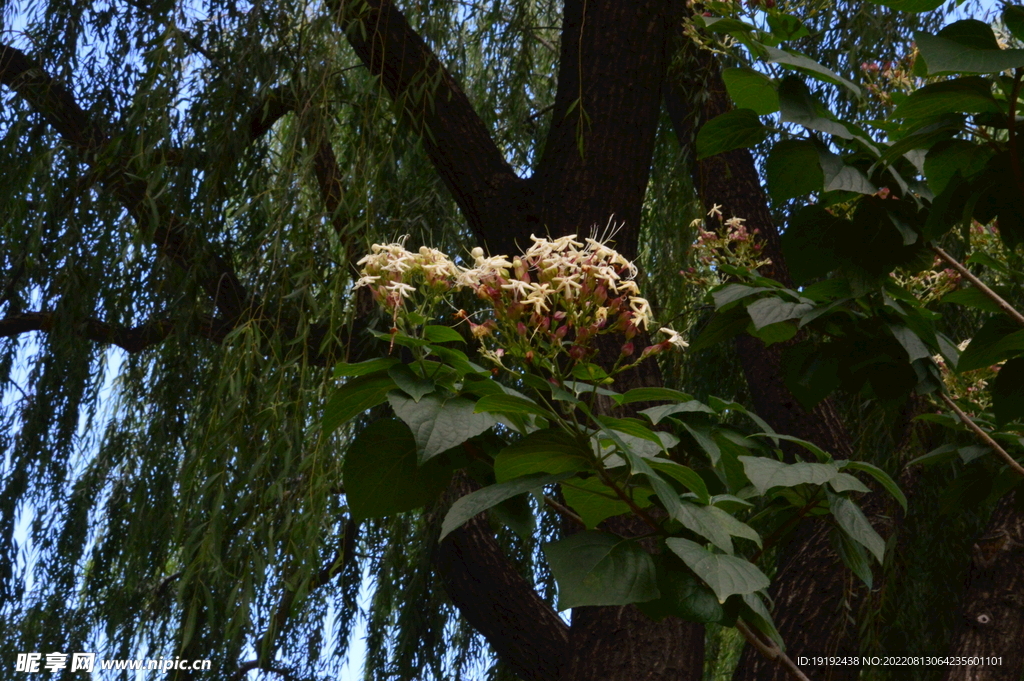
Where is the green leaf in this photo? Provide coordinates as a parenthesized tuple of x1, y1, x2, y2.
(767, 13, 809, 40)
(839, 461, 908, 511)
(722, 68, 779, 115)
(681, 422, 723, 465)
(765, 47, 861, 96)
(389, 393, 497, 462)
(916, 22, 1024, 75)
(751, 433, 831, 462)
(640, 400, 717, 425)
(617, 387, 695, 405)
(925, 140, 994, 195)
(689, 306, 751, 352)
(334, 357, 399, 377)
(739, 456, 839, 496)
(440, 472, 570, 540)
(1005, 5, 1024, 42)
(561, 477, 645, 528)
(819, 149, 877, 195)
(887, 324, 933, 362)
(740, 592, 784, 649)
(494, 429, 592, 482)
(940, 286, 1005, 314)
(766, 140, 823, 201)
(674, 502, 735, 553)
(323, 372, 397, 434)
(597, 416, 666, 451)
(832, 526, 874, 588)
(422, 324, 465, 344)
(778, 77, 855, 140)
(830, 495, 885, 563)
(648, 460, 711, 505)
(992, 357, 1024, 427)
(957, 316, 1024, 372)
(892, 77, 1000, 121)
(906, 443, 959, 467)
(781, 341, 840, 411)
(746, 297, 814, 330)
(666, 538, 770, 603)
(474, 393, 551, 419)
(829, 473, 871, 494)
(781, 206, 850, 283)
(388, 364, 435, 402)
(712, 284, 776, 308)
(343, 419, 452, 520)
(543, 531, 660, 610)
(637, 555, 724, 623)
(696, 108, 768, 160)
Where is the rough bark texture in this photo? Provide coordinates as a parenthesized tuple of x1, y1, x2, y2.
(943, 490, 1024, 681)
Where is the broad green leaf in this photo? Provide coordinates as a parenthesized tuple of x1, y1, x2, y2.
(819, 149, 877, 195)
(323, 372, 397, 433)
(474, 393, 551, 419)
(751, 433, 831, 462)
(561, 477, 648, 528)
(641, 401, 717, 425)
(832, 526, 874, 588)
(667, 538, 770, 603)
(440, 472, 570, 540)
(674, 502, 735, 553)
(388, 364, 435, 402)
(712, 284, 776, 308)
(781, 341, 840, 411)
(494, 429, 592, 482)
(617, 387, 695, 405)
(891, 77, 1000, 121)
(916, 22, 1024, 75)
(767, 13, 809, 40)
(766, 140, 823, 201)
(722, 68, 779, 115)
(543, 531, 660, 610)
(707, 397, 778, 438)
(992, 357, 1024, 427)
(905, 443, 959, 467)
(781, 206, 850, 283)
(597, 416, 665, 450)
(637, 556, 724, 623)
(740, 592, 784, 648)
(746, 297, 814, 330)
(830, 496, 886, 563)
(778, 77, 856, 140)
(940, 285, 1005, 314)
(696, 108, 768, 160)
(887, 324, 933, 362)
(689, 306, 751, 352)
(839, 461, 908, 511)
(681, 422, 722, 465)
(957, 316, 1024, 372)
(739, 456, 839, 495)
(343, 419, 452, 520)
(648, 460, 711, 505)
(334, 357, 399, 378)
(925, 140, 994, 195)
(765, 46, 861, 96)
(706, 505, 762, 548)
(422, 324, 465, 344)
(1005, 5, 1024, 42)
(389, 393, 497, 462)
(829, 473, 871, 494)
(702, 16, 757, 33)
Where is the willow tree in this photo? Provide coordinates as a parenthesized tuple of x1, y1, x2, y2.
(2, 0, 1022, 681)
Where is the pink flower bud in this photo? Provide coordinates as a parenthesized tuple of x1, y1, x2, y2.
(569, 345, 586, 360)
(517, 322, 528, 336)
(621, 342, 635, 357)
(555, 324, 569, 339)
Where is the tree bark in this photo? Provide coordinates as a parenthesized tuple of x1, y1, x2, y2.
(943, 490, 1024, 681)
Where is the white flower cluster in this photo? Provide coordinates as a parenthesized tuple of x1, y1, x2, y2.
(354, 234, 686, 371)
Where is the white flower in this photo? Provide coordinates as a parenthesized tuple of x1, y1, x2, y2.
(524, 283, 553, 314)
(629, 297, 653, 329)
(385, 281, 416, 298)
(500, 279, 533, 298)
(707, 204, 724, 219)
(659, 327, 689, 350)
(354, 275, 380, 289)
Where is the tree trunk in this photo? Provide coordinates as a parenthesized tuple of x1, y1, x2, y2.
(943, 490, 1024, 681)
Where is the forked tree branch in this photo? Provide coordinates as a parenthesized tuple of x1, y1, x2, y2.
(0, 44, 248, 323)
(0, 311, 231, 352)
(331, 0, 521, 245)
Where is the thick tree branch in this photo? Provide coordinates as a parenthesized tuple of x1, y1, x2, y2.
(0, 311, 231, 352)
(433, 473, 570, 681)
(331, 0, 521, 246)
(0, 44, 248, 322)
